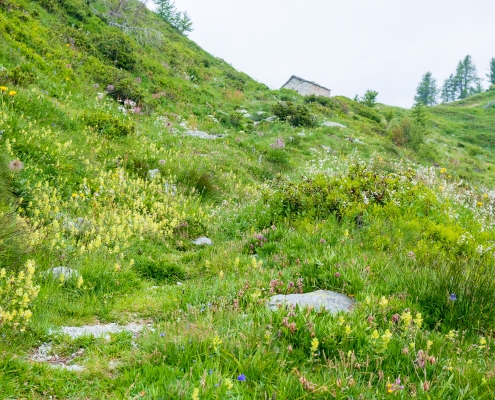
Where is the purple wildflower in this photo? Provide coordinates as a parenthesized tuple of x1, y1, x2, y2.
(237, 374, 246, 381)
(449, 294, 457, 301)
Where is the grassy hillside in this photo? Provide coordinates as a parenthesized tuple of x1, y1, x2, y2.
(0, 0, 494, 398)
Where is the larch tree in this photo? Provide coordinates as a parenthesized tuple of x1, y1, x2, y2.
(414, 72, 439, 106)
(487, 58, 495, 85)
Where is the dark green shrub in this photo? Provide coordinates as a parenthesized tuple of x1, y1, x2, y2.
(58, 0, 90, 20)
(95, 31, 137, 71)
(355, 104, 382, 123)
(86, 61, 144, 102)
(82, 111, 135, 137)
(0, 65, 36, 86)
(271, 101, 315, 127)
(228, 112, 251, 129)
(390, 118, 425, 150)
(304, 94, 332, 107)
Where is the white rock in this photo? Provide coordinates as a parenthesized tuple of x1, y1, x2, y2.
(45, 267, 80, 280)
(186, 130, 225, 139)
(265, 116, 277, 122)
(148, 169, 160, 179)
(192, 237, 212, 246)
(268, 290, 355, 313)
(49, 323, 148, 339)
(323, 121, 347, 128)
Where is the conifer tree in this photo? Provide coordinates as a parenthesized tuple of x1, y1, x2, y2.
(454, 55, 480, 99)
(487, 58, 495, 85)
(414, 72, 439, 106)
(155, 0, 193, 34)
(441, 74, 457, 103)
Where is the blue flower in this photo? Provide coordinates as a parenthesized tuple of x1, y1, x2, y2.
(160, 332, 165, 337)
(237, 374, 246, 381)
(449, 294, 457, 301)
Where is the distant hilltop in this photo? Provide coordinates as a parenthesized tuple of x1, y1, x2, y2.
(281, 75, 331, 98)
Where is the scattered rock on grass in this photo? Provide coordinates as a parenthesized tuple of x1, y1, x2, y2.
(323, 121, 346, 128)
(185, 130, 225, 139)
(30, 343, 86, 372)
(192, 237, 213, 246)
(45, 267, 80, 280)
(49, 322, 148, 340)
(268, 290, 355, 313)
(148, 169, 160, 179)
(265, 116, 277, 122)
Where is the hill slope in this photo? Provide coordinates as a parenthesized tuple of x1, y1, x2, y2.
(0, 1, 494, 398)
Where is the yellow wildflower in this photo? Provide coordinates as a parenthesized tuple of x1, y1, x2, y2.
(224, 378, 233, 390)
(427, 340, 433, 350)
(413, 313, 423, 328)
(371, 329, 380, 340)
(191, 388, 200, 400)
(477, 201, 483, 207)
(212, 334, 222, 351)
(440, 168, 446, 174)
(345, 325, 352, 335)
(310, 337, 319, 353)
(379, 296, 388, 308)
(382, 329, 392, 348)
(401, 311, 412, 327)
(479, 337, 487, 349)
(77, 276, 84, 288)
(0, 86, 7, 91)
(219, 270, 224, 279)
(446, 330, 456, 339)
(8, 90, 17, 96)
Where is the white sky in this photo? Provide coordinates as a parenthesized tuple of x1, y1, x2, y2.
(151, 0, 495, 109)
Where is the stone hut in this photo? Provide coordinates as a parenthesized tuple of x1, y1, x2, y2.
(281, 75, 331, 98)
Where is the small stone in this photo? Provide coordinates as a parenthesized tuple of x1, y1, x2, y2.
(186, 130, 225, 139)
(268, 290, 355, 313)
(322, 121, 346, 128)
(242, 113, 252, 118)
(192, 237, 213, 246)
(49, 323, 148, 339)
(45, 267, 80, 280)
(265, 116, 277, 122)
(148, 169, 160, 179)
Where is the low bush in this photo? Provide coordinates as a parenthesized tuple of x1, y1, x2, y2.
(354, 103, 382, 123)
(95, 30, 138, 71)
(0, 65, 36, 86)
(271, 101, 315, 127)
(82, 111, 135, 137)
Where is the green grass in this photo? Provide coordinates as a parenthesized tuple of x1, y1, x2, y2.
(0, 0, 494, 398)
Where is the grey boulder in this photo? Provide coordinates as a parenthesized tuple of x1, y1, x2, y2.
(268, 290, 355, 313)
(192, 237, 213, 246)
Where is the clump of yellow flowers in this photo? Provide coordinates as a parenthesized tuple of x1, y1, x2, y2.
(0, 260, 40, 332)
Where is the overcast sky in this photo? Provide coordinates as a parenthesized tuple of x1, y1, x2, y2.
(151, 0, 495, 109)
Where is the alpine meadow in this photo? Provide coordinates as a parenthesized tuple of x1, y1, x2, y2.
(1, 0, 495, 399)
